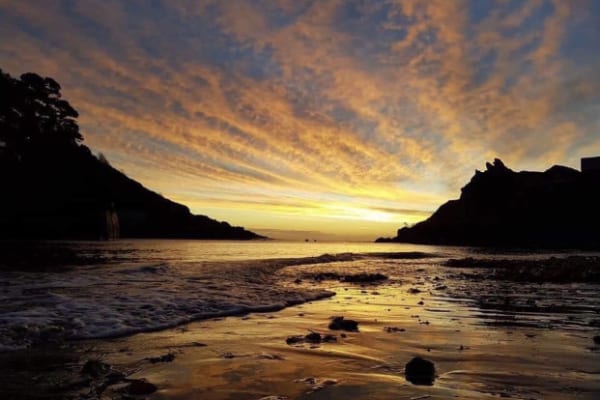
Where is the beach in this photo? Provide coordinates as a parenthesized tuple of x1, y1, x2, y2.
(0, 241, 599, 399)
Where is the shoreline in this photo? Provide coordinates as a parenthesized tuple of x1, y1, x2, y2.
(1, 255, 599, 399)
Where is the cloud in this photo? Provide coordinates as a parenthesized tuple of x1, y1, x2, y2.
(0, 0, 598, 238)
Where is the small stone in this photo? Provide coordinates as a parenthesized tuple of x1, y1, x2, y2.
(384, 326, 406, 333)
(328, 316, 359, 332)
(147, 352, 175, 363)
(305, 332, 322, 343)
(296, 377, 317, 385)
(408, 288, 421, 294)
(405, 356, 435, 385)
(286, 335, 304, 345)
(81, 360, 111, 378)
(122, 379, 158, 395)
(323, 334, 337, 342)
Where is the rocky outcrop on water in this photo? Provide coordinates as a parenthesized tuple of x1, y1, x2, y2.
(382, 158, 600, 248)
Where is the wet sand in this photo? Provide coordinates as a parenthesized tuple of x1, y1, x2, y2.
(1, 257, 599, 399)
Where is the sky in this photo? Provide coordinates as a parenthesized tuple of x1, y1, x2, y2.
(0, 0, 599, 241)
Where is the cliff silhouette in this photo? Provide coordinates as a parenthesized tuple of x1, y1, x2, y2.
(378, 158, 600, 248)
(0, 69, 262, 240)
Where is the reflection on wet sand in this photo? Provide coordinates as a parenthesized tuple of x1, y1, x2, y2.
(4, 256, 594, 399)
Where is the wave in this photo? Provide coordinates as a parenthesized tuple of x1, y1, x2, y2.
(0, 251, 429, 351)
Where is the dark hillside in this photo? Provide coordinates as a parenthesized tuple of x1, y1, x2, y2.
(379, 159, 600, 248)
(0, 69, 262, 240)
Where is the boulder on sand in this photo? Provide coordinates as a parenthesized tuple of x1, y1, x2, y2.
(405, 356, 435, 385)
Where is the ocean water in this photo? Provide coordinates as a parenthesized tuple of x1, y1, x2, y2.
(0, 240, 593, 351)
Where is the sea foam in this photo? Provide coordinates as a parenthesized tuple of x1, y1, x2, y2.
(0, 255, 361, 350)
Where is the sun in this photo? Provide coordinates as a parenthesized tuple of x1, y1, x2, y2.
(323, 205, 394, 223)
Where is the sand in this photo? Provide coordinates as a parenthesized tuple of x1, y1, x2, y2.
(1, 259, 599, 399)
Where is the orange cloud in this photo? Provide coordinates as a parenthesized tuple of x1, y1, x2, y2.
(0, 0, 597, 239)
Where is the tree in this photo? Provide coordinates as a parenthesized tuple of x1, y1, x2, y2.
(0, 69, 83, 160)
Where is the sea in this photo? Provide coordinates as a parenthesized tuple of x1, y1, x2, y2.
(0, 239, 595, 351)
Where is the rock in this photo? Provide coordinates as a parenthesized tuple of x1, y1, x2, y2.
(286, 332, 337, 345)
(301, 272, 387, 283)
(384, 326, 406, 333)
(445, 256, 600, 283)
(389, 159, 600, 249)
(408, 288, 421, 294)
(105, 370, 126, 385)
(81, 360, 111, 378)
(121, 379, 158, 395)
(146, 352, 175, 363)
(323, 334, 337, 342)
(257, 353, 285, 360)
(311, 378, 338, 391)
(305, 332, 322, 343)
(405, 356, 435, 385)
(341, 273, 388, 283)
(286, 335, 305, 345)
(328, 316, 359, 332)
(296, 377, 317, 385)
(593, 335, 600, 345)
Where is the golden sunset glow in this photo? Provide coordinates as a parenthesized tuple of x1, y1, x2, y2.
(1, 0, 598, 240)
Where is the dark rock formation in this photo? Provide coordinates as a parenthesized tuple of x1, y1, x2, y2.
(301, 272, 388, 283)
(445, 256, 600, 283)
(285, 332, 337, 345)
(386, 159, 600, 248)
(405, 356, 435, 385)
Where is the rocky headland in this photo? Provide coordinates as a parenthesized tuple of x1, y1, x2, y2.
(0, 69, 262, 241)
(378, 158, 600, 248)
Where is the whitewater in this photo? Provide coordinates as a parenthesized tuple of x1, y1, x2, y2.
(1, 239, 591, 351)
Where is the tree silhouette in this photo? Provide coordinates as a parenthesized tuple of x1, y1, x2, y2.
(0, 69, 82, 161)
